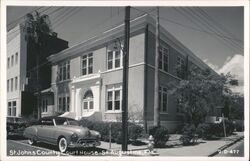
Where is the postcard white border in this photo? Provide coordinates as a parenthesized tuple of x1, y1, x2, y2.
(1, 1, 249, 161)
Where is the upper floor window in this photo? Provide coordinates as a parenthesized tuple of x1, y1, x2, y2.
(81, 53, 93, 76)
(15, 77, 18, 90)
(11, 55, 14, 67)
(7, 57, 10, 68)
(107, 50, 122, 70)
(58, 61, 70, 81)
(176, 56, 185, 78)
(159, 86, 168, 113)
(15, 52, 18, 64)
(7, 79, 9, 92)
(106, 84, 122, 111)
(159, 46, 169, 72)
(11, 78, 13, 92)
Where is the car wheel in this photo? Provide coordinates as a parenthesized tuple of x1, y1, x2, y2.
(27, 138, 36, 145)
(58, 137, 68, 153)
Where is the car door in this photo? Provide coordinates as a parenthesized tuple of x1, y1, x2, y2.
(37, 118, 56, 144)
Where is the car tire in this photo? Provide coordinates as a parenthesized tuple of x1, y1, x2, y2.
(27, 138, 36, 145)
(58, 137, 68, 153)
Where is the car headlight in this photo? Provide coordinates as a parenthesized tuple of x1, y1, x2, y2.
(70, 133, 78, 142)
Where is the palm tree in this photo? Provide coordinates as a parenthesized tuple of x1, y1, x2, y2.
(24, 11, 53, 119)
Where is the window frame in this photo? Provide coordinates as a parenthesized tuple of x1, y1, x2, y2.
(159, 86, 168, 113)
(58, 61, 70, 82)
(107, 49, 123, 70)
(81, 53, 93, 76)
(15, 76, 18, 90)
(106, 85, 122, 112)
(159, 46, 169, 72)
(176, 56, 185, 78)
(15, 52, 18, 64)
(58, 94, 70, 112)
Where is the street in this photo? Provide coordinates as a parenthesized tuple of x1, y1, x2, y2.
(7, 138, 107, 156)
(216, 139, 244, 157)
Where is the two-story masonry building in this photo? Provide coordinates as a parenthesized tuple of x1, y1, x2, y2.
(47, 14, 215, 132)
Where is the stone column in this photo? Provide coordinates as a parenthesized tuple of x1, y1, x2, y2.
(71, 85, 75, 112)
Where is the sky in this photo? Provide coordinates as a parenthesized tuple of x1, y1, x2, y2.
(7, 6, 244, 93)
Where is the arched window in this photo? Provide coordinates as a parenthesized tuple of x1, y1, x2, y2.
(83, 90, 94, 111)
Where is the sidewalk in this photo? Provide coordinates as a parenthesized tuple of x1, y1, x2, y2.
(98, 132, 244, 156)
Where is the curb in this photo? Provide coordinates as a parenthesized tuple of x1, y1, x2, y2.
(208, 136, 244, 157)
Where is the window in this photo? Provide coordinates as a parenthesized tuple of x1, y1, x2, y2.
(106, 84, 122, 111)
(58, 61, 70, 81)
(159, 46, 169, 72)
(15, 77, 18, 90)
(7, 101, 16, 116)
(176, 56, 185, 78)
(15, 52, 18, 64)
(42, 99, 48, 112)
(107, 49, 122, 70)
(58, 95, 70, 112)
(11, 55, 14, 67)
(11, 78, 13, 92)
(7, 57, 10, 68)
(12, 101, 16, 116)
(7, 80, 9, 92)
(82, 90, 94, 112)
(8, 102, 12, 116)
(159, 86, 168, 113)
(81, 53, 93, 75)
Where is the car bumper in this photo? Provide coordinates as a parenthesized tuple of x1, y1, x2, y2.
(68, 140, 101, 148)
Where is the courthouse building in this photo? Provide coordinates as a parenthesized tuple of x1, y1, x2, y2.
(47, 15, 215, 132)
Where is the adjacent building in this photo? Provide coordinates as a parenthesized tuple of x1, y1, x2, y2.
(47, 14, 216, 132)
(7, 24, 68, 118)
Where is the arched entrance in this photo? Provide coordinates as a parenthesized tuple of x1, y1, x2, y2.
(82, 90, 94, 114)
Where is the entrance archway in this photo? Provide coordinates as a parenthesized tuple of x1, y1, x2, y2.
(82, 90, 94, 114)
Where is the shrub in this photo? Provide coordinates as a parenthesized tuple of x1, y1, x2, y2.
(149, 126, 169, 148)
(196, 120, 236, 140)
(234, 120, 244, 132)
(180, 124, 196, 145)
(78, 119, 144, 143)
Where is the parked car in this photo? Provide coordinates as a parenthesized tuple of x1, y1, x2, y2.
(7, 116, 28, 137)
(23, 116, 101, 153)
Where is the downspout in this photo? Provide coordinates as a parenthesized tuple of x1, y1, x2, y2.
(143, 24, 149, 132)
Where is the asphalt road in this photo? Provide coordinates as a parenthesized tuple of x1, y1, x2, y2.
(216, 139, 244, 157)
(7, 137, 107, 156)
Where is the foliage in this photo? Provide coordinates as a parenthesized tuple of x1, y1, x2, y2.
(78, 119, 144, 144)
(170, 65, 240, 127)
(149, 126, 169, 148)
(196, 120, 235, 140)
(234, 120, 244, 132)
(179, 124, 197, 145)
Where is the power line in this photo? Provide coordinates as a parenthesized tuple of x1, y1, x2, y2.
(184, 7, 243, 52)
(174, 7, 242, 53)
(53, 8, 82, 29)
(131, 7, 243, 43)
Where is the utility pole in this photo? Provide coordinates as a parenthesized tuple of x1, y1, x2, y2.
(153, 7, 160, 127)
(122, 6, 130, 151)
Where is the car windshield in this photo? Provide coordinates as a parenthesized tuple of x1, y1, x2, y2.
(54, 118, 79, 126)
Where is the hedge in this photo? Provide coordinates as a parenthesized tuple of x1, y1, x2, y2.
(78, 119, 144, 144)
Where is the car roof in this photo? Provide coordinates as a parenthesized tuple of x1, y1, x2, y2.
(40, 116, 76, 121)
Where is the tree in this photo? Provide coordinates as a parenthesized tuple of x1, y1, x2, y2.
(171, 65, 237, 127)
(24, 11, 53, 119)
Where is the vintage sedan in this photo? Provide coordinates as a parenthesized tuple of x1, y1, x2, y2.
(23, 116, 101, 152)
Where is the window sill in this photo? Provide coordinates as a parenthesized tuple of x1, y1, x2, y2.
(105, 111, 122, 114)
(56, 79, 71, 84)
(160, 112, 169, 114)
